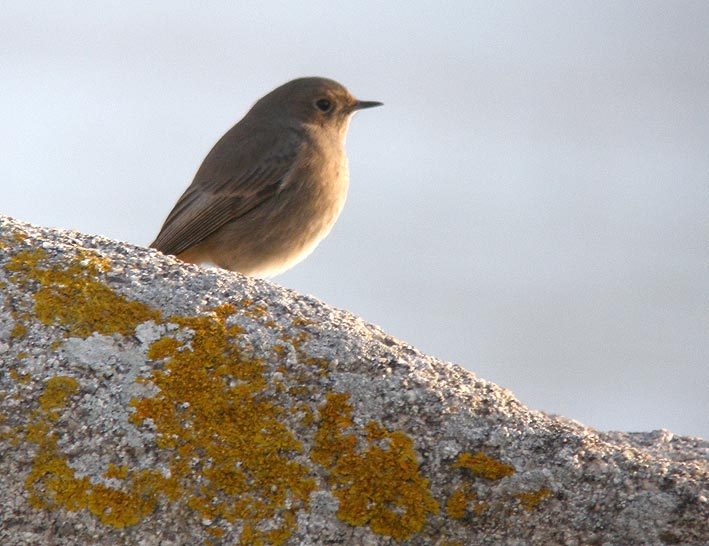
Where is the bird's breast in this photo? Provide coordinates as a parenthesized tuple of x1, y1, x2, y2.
(288, 138, 349, 237)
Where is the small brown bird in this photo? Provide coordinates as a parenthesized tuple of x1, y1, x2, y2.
(150, 77, 381, 277)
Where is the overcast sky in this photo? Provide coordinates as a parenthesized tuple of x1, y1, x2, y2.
(2, 1, 708, 438)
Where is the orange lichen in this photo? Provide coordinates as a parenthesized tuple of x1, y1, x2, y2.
(16, 303, 317, 539)
(446, 486, 471, 519)
(2, 272, 319, 539)
(3, 238, 536, 541)
(205, 526, 225, 538)
(452, 451, 515, 480)
(292, 317, 317, 327)
(312, 393, 439, 540)
(8, 368, 31, 385)
(311, 393, 358, 469)
(518, 488, 552, 510)
(130, 305, 315, 544)
(22, 376, 164, 527)
(38, 376, 80, 419)
(240, 301, 269, 321)
(24, 377, 89, 510)
(5, 248, 160, 338)
(103, 464, 130, 480)
(146, 336, 180, 360)
(86, 482, 157, 527)
(25, 434, 92, 512)
(445, 482, 489, 520)
(10, 322, 27, 339)
(12, 230, 27, 242)
(446, 451, 517, 523)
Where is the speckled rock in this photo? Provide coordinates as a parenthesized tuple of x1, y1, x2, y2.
(0, 214, 707, 546)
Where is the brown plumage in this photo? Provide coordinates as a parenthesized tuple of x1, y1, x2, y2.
(150, 77, 381, 277)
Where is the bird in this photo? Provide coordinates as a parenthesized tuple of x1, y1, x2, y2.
(150, 76, 382, 277)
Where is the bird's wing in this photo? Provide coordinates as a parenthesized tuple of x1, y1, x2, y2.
(150, 127, 302, 256)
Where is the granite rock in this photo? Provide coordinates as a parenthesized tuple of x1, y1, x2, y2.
(0, 214, 707, 546)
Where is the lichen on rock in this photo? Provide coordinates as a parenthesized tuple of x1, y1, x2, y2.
(1, 214, 708, 546)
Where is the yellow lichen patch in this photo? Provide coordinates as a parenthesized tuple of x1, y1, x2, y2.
(22, 376, 165, 527)
(12, 230, 27, 242)
(212, 302, 236, 321)
(292, 317, 317, 328)
(312, 393, 439, 541)
(303, 357, 330, 376)
(146, 336, 180, 360)
(205, 526, 225, 538)
(131, 305, 315, 544)
(103, 464, 130, 480)
(518, 488, 551, 510)
(452, 452, 515, 480)
(0, 412, 9, 442)
(5, 248, 160, 338)
(38, 376, 80, 420)
(311, 393, 358, 469)
(86, 482, 158, 527)
(10, 322, 27, 339)
(25, 423, 92, 512)
(8, 368, 31, 385)
(288, 385, 311, 397)
(446, 485, 473, 519)
(445, 481, 490, 520)
(238, 299, 269, 321)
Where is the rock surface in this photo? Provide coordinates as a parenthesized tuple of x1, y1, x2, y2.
(0, 214, 707, 546)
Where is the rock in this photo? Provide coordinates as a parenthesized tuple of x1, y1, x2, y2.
(0, 214, 707, 546)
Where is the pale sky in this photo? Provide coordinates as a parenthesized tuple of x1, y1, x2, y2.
(2, 1, 708, 438)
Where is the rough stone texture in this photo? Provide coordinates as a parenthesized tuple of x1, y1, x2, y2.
(0, 213, 707, 546)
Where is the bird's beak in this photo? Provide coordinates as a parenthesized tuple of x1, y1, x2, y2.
(349, 100, 383, 112)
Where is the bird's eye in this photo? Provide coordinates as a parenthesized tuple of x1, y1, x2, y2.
(315, 98, 332, 112)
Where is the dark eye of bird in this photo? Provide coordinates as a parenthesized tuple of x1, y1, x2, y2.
(315, 98, 332, 112)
